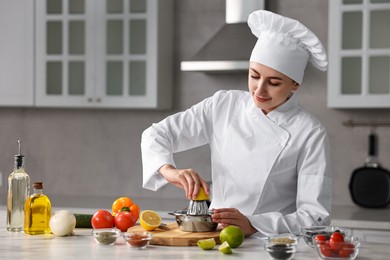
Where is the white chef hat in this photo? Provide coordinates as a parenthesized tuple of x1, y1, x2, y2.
(247, 10, 328, 84)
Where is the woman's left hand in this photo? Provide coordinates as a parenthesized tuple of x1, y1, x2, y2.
(211, 208, 257, 236)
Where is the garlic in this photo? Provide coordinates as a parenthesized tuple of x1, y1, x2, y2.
(49, 210, 76, 236)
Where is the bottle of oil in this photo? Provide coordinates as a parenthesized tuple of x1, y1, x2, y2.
(6, 140, 30, 232)
(24, 181, 52, 235)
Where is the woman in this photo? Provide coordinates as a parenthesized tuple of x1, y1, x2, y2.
(141, 10, 331, 237)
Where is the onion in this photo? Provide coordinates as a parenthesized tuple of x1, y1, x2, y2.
(49, 210, 76, 236)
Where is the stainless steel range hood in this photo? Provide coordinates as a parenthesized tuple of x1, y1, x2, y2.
(181, 0, 264, 72)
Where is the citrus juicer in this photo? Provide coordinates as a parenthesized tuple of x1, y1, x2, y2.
(186, 187, 210, 216)
(168, 187, 217, 232)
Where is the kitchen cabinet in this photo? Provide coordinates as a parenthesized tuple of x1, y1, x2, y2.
(327, 0, 390, 108)
(0, 0, 34, 106)
(0, 0, 173, 109)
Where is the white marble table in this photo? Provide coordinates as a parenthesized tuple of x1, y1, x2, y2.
(1, 207, 390, 260)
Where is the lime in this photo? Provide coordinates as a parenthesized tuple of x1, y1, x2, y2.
(193, 187, 209, 201)
(197, 238, 216, 250)
(218, 241, 233, 254)
(219, 226, 245, 248)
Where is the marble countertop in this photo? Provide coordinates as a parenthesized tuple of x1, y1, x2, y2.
(1, 207, 390, 259)
(332, 205, 390, 230)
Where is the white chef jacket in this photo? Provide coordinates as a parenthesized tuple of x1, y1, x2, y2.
(141, 90, 332, 236)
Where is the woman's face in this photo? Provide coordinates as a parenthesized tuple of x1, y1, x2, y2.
(248, 62, 299, 114)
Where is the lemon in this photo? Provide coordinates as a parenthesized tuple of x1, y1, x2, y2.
(218, 241, 233, 254)
(219, 226, 245, 248)
(197, 238, 216, 250)
(139, 210, 161, 231)
(194, 187, 209, 201)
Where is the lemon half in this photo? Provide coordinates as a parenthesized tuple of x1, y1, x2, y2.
(194, 187, 209, 201)
(139, 210, 161, 231)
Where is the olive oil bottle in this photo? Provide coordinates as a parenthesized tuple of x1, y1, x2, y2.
(24, 181, 52, 235)
(7, 140, 30, 232)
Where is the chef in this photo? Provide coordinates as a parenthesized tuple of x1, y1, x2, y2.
(141, 10, 331, 237)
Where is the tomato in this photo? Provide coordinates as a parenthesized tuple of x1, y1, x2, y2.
(330, 231, 344, 242)
(338, 243, 355, 258)
(114, 211, 137, 232)
(91, 210, 114, 229)
(314, 234, 327, 245)
(329, 231, 344, 251)
(320, 244, 334, 257)
(112, 197, 140, 220)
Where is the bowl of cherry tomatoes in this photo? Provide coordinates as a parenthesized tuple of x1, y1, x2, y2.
(313, 231, 360, 259)
(301, 226, 351, 248)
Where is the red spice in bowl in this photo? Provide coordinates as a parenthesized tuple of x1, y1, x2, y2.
(123, 231, 153, 249)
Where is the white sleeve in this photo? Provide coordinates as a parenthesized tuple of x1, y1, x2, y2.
(141, 95, 216, 191)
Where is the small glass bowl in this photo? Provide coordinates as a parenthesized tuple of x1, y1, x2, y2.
(265, 241, 297, 260)
(123, 231, 153, 249)
(301, 226, 351, 248)
(92, 228, 121, 245)
(313, 235, 360, 259)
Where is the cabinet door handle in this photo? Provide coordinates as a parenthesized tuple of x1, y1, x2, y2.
(87, 97, 93, 102)
(96, 97, 101, 103)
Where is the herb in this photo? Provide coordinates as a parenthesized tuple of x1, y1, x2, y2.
(95, 231, 117, 245)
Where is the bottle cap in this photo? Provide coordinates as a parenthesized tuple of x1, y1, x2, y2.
(14, 140, 25, 169)
(33, 182, 43, 189)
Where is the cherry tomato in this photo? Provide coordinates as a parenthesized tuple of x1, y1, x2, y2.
(114, 211, 137, 232)
(329, 231, 344, 251)
(320, 244, 334, 257)
(315, 234, 327, 244)
(91, 210, 114, 229)
(338, 243, 355, 257)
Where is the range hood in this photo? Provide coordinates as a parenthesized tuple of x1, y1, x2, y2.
(181, 0, 264, 72)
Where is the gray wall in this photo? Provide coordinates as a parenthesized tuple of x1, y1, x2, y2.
(1, 0, 390, 211)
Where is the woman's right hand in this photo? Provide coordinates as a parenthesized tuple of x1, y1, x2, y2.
(159, 164, 209, 200)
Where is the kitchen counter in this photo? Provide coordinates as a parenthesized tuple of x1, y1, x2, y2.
(332, 205, 390, 230)
(1, 208, 390, 259)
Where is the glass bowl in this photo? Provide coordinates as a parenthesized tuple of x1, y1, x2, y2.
(123, 231, 153, 249)
(313, 235, 360, 259)
(92, 228, 121, 245)
(265, 240, 297, 260)
(301, 226, 351, 248)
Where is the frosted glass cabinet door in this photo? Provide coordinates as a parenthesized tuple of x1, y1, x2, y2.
(36, 0, 173, 109)
(0, 0, 34, 106)
(35, 0, 93, 107)
(328, 0, 390, 108)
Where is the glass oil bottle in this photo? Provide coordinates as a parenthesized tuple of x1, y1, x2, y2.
(7, 140, 30, 232)
(24, 181, 52, 235)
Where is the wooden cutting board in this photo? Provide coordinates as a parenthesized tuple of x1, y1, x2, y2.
(128, 223, 221, 246)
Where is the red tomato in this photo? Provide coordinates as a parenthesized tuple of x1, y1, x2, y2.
(320, 244, 334, 257)
(330, 231, 344, 242)
(329, 231, 344, 251)
(315, 234, 327, 244)
(91, 210, 114, 229)
(114, 211, 137, 232)
(338, 243, 355, 257)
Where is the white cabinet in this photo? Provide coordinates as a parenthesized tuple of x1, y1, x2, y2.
(352, 229, 390, 244)
(0, 0, 34, 106)
(0, 0, 173, 109)
(327, 0, 390, 108)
